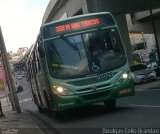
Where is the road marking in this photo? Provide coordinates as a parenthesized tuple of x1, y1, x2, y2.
(19, 98, 32, 103)
(129, 104, 160, 108)
(147, 88, 160, 92)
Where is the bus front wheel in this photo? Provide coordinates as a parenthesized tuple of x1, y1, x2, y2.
(37, 105, 45, 113)
(104, 100, 116, 111)
(51, 111, 65, 119)
(52, 110, 70, 119)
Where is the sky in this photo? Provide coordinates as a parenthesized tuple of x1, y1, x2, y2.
(0, 0, 49, 52)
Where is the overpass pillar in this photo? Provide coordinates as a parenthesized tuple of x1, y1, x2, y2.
(114, 14, 133, 65)
(155, 20, 160, 60)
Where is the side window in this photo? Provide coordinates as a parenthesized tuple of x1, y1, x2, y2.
(33, 51, 38, 74)
(31, 60, 34, 78)
(38, 39, 44, 58)
(36, 48, 41, 71)
(37, 40, 43, 70)
(35, 46, 41, 71)
(30, 65, 33, 78)
(27, 62, 31, 80)
(37, 58, 41, 71)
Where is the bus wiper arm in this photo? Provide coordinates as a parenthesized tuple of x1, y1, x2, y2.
(73, 39, 82, 59)
(61, 35, 78, 50)
(61, 35, 82, 59)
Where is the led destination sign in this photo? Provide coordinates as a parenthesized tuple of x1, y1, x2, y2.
(55, 18, 100, 33)
(43, 14, 115, 39)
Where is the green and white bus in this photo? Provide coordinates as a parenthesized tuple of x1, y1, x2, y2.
(27, 12, 135, 115)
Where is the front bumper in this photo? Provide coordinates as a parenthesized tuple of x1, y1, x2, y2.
(52, 79, 135, 111)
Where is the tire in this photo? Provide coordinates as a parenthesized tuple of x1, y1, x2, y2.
(37, 105, 45, 113)
(33, 93, 45, 113)
(52, 110, 69, 119)
(50, 111, 63, 119)
(32, 93, 38, 104)
(104, 100, 116, 111)
(54, 111, 63, 118)
(44, 91, 51, 112)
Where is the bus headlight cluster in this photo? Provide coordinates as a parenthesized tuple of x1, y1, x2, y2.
(52, 85, 74, 96)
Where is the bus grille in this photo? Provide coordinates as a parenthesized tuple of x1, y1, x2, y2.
(80, 90, 110, 101)
(76, 83, 111, 93)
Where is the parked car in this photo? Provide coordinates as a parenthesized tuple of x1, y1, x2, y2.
(18, 74, 22, 80)
(130, 64, 157, 84)
(22, 72, 26, 77)
(147, 62, 160, 77)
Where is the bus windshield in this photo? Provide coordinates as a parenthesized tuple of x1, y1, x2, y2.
(44, 27, 126, 78)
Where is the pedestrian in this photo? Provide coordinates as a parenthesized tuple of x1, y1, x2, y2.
(15, 82, 18, 91)
(17, 85, 23, 92)
(15, 82, 23, 93)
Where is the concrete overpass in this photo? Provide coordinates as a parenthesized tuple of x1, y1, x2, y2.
(13, 47, 31, 72)
(42, 0, 160, 24)
(127, 9, 160, 33)
(16, 0, 160, 65)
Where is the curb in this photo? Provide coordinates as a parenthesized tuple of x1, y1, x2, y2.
(0, 110, 44, 134)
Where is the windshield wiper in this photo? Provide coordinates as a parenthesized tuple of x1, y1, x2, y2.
(73, 39, 82, 59)
(61, 35, 78, 50)
(61, 35, 82, 59)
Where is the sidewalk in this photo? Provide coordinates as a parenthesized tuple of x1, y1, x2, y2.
(0, 107, 44, 134)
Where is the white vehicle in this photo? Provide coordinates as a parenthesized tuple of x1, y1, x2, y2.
(147, 62, 160, 77)
(130, 64, 156, 84)
(22, 71, 26, 77)
(18, 74, 22, 80)
(133, 50, 150, 64)
(147, 62, 158, 69)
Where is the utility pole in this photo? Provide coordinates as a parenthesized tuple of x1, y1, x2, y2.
(1, 53, 15, 111)
(141, 32, 147, 49)
(0, 26, 21, 113)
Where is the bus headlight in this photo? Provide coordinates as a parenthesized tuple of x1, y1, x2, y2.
(122, 73, 128, 79)
(115, 71, 130, 85)
(57, 87, 64, 93)
(52, 85, 74, 96)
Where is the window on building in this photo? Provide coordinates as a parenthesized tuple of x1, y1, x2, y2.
(132, 43, 145, 51)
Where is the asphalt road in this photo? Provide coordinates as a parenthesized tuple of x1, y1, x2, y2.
(17, 77, 160, 134)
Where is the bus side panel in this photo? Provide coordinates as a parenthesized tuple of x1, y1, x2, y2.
(36, 56, 52, 109)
